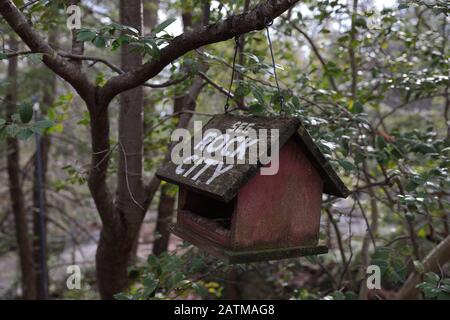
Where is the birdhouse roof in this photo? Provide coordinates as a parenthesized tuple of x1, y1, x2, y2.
(156, 114, 349, 202)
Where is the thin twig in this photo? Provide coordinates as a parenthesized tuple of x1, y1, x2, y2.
(118, 141, 144, 211)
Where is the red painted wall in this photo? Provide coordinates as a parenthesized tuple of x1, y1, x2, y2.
(231, 137, 324, 250)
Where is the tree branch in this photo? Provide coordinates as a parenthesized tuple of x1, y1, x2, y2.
(1, 0, 299, 108)
(198, 71, 249, 110)
(100, 0, 300, 104)
(0, 0, 95, 104)
(283, 18, 339, 93)
(58, 51, 191, 88)
(397, 235, 450, 299)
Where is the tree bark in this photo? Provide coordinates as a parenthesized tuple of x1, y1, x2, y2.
(117, 0, 145, 226)
(96, 0, 146, 299)
(153, 184, 175, 256)
(90, 105, 124, 300)
(143, 0, 159, 30)
(397, 235, 450, 299)
(132, 0, 161, 261)
(5, 36, 37, 299)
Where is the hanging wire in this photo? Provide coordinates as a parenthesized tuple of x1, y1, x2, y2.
(223, 19, 284, 115)
(224, 35, 240, 113)
(265, 17, 285, 115)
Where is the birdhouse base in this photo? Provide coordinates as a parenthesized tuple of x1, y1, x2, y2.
(169, 224, 328, 264)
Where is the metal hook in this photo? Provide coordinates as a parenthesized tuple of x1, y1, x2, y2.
(264, 17, 274, 27)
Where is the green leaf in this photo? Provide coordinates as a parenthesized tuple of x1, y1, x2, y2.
(6, 124, 20, 137)
(291, 96, 301, 109)
(251, 86, 265, 105)
(11, 113, 21, 123)
(114, 292, 132, 300)
(0, 118, 6, 126)
(405, 212, 415, 222)
(166, 272, 184, 291)
(425, 272, 440, 283)
(19, 103, 33, 124)
(355, 17, 367, 28)
(234, 83, 250, 99)
(326, 291, 346, 300)
(93, 36, 107, 48)
(376, 135, 386, 149)
(338, 159, 356, 171)
(354, 151, 366, 164)
(413, 260, 425, 273)
(111, 34, 131, 51)
(412, 142, 436, 154)
(143, 38, 161, 59)
(0, 52, 7, 60)
(13, 0, 25, 6)
(31, 119, 54, 134)
(111, 23, 139, 35)
(349, 101, 364, 114)
(153, 18, 176, 34)
(147, 254, 159, 268)
(142, 273, 158, 297)
(17, 128, 34, 140)
(192, 283, 209, 297)
(77, 112, 90, 126)
(77, 29, 96, 42)
(249, 103, 264, 115)
(96, 72, 107, 87)
(27, 53, 43, 65)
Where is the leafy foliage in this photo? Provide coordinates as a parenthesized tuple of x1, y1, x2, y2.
(0, 103, 54, 140)
(416, 272, 450, 299)
(115, 246, 226, 300)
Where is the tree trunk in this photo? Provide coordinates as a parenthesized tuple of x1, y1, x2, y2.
(96, 221, 141, 299)
(90, 104, 139, 299)
(153, 184, 175, 256)
(5, 36, 37, 299)
(143, 0, 159, 30)
(116, 0, 145, 231)
(131, 0, 161, 261)
(95, 0, 145, 299)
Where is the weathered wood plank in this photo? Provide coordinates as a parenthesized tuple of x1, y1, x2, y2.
(169, 223, 328, 264)
(295, 125, 350, 197)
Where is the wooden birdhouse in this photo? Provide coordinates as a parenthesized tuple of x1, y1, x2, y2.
(156, 114, 349, 263)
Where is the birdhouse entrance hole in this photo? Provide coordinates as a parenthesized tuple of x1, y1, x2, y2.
(178, 188, 235, 248)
